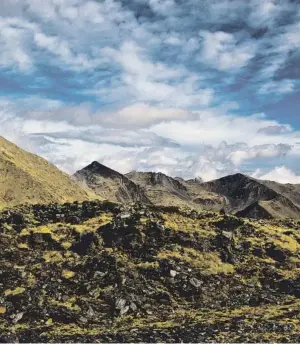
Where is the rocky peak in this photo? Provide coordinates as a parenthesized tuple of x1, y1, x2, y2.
(74, 163, 150, 204)
(186, 177, 204, 185)
(80, 161, 123, 179)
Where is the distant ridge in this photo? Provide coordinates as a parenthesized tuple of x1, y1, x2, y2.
(201, 173, 300, 219)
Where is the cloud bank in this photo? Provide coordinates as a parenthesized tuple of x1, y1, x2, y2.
(0, 0, 300, 183)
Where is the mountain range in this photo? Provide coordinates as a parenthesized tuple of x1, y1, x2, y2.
(1, 135, 300, 219)
(74, 161, 300, 219)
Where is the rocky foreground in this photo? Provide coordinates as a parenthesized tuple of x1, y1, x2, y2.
(0, 201, 300, 342)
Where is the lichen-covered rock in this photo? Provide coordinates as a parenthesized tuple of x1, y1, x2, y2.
(0, 201, 300, 342)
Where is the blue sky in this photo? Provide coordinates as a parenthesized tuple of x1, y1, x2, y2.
(0, 0, 300, 182)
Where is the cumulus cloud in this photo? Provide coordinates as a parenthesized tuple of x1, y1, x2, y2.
(257, 125, 292, 135)
(102, 41, 214, 107)
(257, 166, 300, 184)
(0, 18, 36, 71)
(228, 144, 291, 166)
(1, 98, 300, 183)
(25, 102, 193, 128)
(199, 30, 255, 71)
(150, 110, 300, 148)
(101, 103, 194, 128)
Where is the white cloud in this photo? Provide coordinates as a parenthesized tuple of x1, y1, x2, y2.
(34, 32, 107, 71)
(248, 0, 279, 28)
(199, 30, 255, 71)
(259, 79, 295, 95)
(150, 110, 299, 147)
(148, 0, 176, 14)
(26, 102, 193, 128)
(0, 17, 36, 71)
(228, 144, 291, 166)
(257, 166, 300, 184)
(102, 103, 193, 128)
(103, 41, 214, 107)
(1, 98, 300, 183)
(257, 125, 292, 135)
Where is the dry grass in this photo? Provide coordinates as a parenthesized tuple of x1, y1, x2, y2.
(157, 247, 234, 275)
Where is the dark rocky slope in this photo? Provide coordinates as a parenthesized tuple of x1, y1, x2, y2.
(0, 201, 299, 342)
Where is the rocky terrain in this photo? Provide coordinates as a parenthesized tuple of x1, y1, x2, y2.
(0, 136, 96, 208)
(0, 200, 299, 342)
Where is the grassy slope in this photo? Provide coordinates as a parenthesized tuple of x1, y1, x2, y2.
(0, 136, 98, 208)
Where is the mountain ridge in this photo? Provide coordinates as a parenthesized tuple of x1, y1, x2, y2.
(2, 135, 300, 219)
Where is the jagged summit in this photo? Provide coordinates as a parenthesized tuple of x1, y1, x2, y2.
(201, 172, 300, 218)
(81, 161, 124, 178)
(185, 177, 204, 184)
(126, 170, 187, 190)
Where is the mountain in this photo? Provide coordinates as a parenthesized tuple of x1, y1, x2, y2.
(126, 171, 227, 210)
(124, 170, 300, 219)
(74, 162, 150, 204)
(0, 136, 94, 208)
(1, 200, 300, 342)
(201, 173, 300, 219)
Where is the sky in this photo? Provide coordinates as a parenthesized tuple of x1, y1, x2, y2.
(0, 0, 300, 183)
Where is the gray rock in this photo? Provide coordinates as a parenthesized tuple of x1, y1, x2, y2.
(79, 316, 88, 324)
(115, 298, 126, 310)
(12, 312, 24, 324)
(190, 277, 202, 288)
(87, 306, 95, 318)
(130, 302, 137, 312)
(120, 305, 130, 316)
(170, 270, 177, 277)
(94, 271, 106, 278)
(222, 231, 234, 240)
(62, 295, 69, 302)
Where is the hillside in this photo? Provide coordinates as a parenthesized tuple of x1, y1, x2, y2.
(74, 162, 150, 204)
(0, 200, 299, 342)
(202, 173, 300, 219)
(0, 136, 95, 208)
